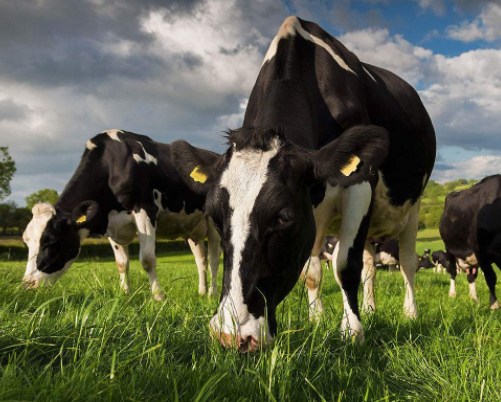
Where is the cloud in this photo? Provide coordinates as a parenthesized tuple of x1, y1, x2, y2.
(339, 28, 433, 85)
(433, 155, 501, 183)
(446, 3, 501, 42)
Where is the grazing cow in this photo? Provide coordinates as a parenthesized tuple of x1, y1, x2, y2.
(418, 252, 434, 270)
(373, 239, 400, 273)
(172, 16, 435, 350)
(319, 235, 338, 270)
(439, 175, 501, 308)
(22, 130, 221, 298)
(432, 250, 447, 273)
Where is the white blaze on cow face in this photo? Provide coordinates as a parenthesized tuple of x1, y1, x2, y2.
(209, 138, 280, 345)
(262, 16, 357, 75)
(23, 203, 56, 284)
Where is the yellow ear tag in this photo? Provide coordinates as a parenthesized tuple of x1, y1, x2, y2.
(190, 166, 208, 183)
(76, 215, 87, 223)
(340, 155, 361, 177)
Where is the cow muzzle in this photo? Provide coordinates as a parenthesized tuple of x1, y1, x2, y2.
(214, 332, 262, 353)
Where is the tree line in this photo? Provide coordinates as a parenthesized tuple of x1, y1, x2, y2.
(0, 146, 480, 236)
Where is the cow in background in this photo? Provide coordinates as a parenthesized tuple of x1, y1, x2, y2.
(23, 130, 221, 298)
(319, 235, 338, 270)
(373, 239, 400, 273)
(440, 175, 501, 308)
(432, 250, 448, 273)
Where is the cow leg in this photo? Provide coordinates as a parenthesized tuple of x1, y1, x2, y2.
(480, 258, 499, 309)
(188, 239, 208, 295)
(133, 209, 164, 301)
(446, 251, 457, 297)
(109, 238, 130, 293)
(398, 203, 419, 319)
(334, 182, 373, 342)
(207, 217, 221, 297)
(362, 242, 376, 313)
(389, 264, 397, 273)
(466, 267, 479, 302)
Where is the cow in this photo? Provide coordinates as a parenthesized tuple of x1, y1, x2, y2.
(418, 252, 434, 270)
(439, 175, 501, 308)
(373, 238, 400, 273)
(319, 235, 338, 270)
(22, 130, 221, 298)
(431, 250, 447, 273)
(171, 16, 436, 351)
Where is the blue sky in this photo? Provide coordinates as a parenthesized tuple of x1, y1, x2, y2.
(0, 0, 500, 205)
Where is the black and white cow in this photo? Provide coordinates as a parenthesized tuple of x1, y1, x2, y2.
(23, 130, 221, 298)
(431, 250, 447, 273)
(373, 239, 400, 273)
(172, 16, 435, 350)
(319, 235, 338, 270)
(439, 175, 501, 308)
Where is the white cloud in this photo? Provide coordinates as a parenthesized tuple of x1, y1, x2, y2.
(433, 155, 501, 183)
(339, 28, 433, 85)
(447, 3, 501, 42)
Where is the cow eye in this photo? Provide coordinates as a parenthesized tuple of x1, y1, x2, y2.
(277, 210, 294, 226)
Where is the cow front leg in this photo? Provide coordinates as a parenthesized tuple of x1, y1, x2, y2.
(446, 251, 457, 297)
(481, 258, 499, 309)
(398, 202, 419, 319)
(207, 217, 221, 297)
(466, 267, 479, 302)
(188, 239, 208, 295)
(109, 238, 130, 293)
(362, 242, 376, 313)
(134, 208, 164, 301)
(334, 182, 373, 343)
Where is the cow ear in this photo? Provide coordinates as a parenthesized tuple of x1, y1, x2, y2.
(171, 140, 221, 195)
(312, 125, 389, 187)
(72, 200, 99, 226)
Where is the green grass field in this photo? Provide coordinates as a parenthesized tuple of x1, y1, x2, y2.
(0, 232, 500, 401)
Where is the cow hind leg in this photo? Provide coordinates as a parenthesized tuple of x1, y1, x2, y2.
(480, 258, 499, 309)
(398, 203, 419, 319)
(207, 218, 221, 297)
(188, 239, 208, 295)
(446, 252, 458, 298)
(109, 238, 130, 293)
(362, 242, 376, 313)
(134, 209, 164, 301)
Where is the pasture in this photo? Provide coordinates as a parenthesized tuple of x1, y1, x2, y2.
(0, 231, 500, 401)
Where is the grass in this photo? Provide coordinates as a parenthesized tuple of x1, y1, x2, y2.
(0, 235, 500, 401)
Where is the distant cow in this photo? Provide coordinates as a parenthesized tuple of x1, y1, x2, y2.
(22, 130, 221, 298)
(373, 239, 399, 273)
(431, 250, 447, 273)
(439, 175, 501, 308)
(319, 235, 338, 269)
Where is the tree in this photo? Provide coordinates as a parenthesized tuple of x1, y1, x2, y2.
(0, 201, 17, 234)
(0, 147, 16, 201)
(13, 207, 31, 235)
(25, 189, 59, 210)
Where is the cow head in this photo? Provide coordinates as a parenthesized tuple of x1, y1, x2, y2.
(22, 201, 99, 287)
(171, 125, 388, 352)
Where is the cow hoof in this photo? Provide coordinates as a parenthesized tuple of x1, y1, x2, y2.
(208, 287, 217, 297)
(362, 303, 376, 315)
(153, 292, 165, 301)
(340, 326, 365, 344)
(403, 308, 417, 320)
(491, 301, 500, 310)
(449, 291, 457, 298)
(198, 288, 207, 296)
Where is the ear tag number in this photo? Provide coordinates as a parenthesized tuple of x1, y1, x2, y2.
(340, 155, 361, 177)
(190, 166, 208, 183)
(76, 215, 87, 223)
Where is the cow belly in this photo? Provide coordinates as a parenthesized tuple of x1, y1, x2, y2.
(106, 210, 137, 245)
(156, 210, 206, 241)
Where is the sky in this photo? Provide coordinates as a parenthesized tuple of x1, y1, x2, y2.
(1, 0, 501, 206)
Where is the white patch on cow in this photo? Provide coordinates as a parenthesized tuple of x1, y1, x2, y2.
(22, 203, 56, 283)
(341, 289, 364, 342)
(152, 189, 163, 216)
(377, 251, 398, 266)
(261, 16, 356, 75)
(362, 65, 377, 83)
(210, 138, 280, 344)
(449, 278, 457, 297)
(103, 129, 123, 142)
(458, 254, 478, 268)
(133, 141, 158, 165)
(469, 282, 479, 302)
(106, 210, 137, 245)
(86, 140, 97, 150)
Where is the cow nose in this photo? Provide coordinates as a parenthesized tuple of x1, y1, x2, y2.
(215, 332, 261, 353)
(22, 279, 39, 290)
